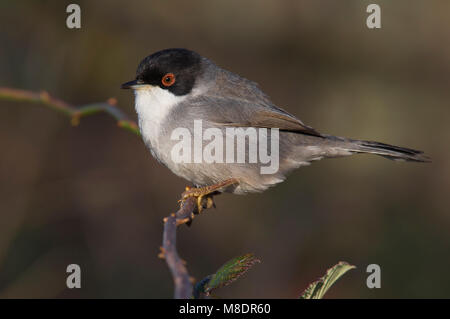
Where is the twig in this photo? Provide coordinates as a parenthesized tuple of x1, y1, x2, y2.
(160, 196, 215, 298)
(160, 197, 196, 298)
(0, 86, 203, 299)
(0, 87, 140, 135)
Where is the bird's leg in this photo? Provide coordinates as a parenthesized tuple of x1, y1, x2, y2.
(179, 178, 239, 214)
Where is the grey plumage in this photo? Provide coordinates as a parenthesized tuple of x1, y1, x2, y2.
(122, 49, 429, 195)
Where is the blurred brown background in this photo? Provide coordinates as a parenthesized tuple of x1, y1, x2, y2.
(0, 0, 449, 298)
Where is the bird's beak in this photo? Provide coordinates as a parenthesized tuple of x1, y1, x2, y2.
(121, 79, 142, 89)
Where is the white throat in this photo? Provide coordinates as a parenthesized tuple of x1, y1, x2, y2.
(134, 85, 185, 152)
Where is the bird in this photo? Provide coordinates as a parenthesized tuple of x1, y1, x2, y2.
(121, 48, 429, 212)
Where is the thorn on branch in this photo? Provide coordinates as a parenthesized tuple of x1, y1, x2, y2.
(158, 247, 166, 259)
(71, 112, 81, 126)
(40, 91, 50, 102)
(107, 97, 117, 105)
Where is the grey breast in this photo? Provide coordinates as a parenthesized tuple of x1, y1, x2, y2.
(155, 63, 327, 194)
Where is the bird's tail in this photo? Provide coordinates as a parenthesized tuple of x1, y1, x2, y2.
(346, 138, 430, 162)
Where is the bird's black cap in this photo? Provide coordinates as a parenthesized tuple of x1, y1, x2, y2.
(121, 48, 203, 96)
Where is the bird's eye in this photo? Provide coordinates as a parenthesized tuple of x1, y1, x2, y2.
(161, 73, 176, 87)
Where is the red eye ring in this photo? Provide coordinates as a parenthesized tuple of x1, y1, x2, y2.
(162, 73, 176, 87)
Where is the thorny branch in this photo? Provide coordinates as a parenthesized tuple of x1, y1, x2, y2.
(159, 196, 209, 299)
(0, 87, 140, 135)
(0, 87, 203, 299)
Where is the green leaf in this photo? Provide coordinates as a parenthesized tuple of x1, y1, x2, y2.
(299, 261, 355, 299)
(203, 253, 260, 296)
(193, 275, 212, 299)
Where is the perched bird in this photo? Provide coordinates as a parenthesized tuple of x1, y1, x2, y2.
(121, 48, 429, 211)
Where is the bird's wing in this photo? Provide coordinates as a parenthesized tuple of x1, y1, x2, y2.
(190, 95, 322, 137)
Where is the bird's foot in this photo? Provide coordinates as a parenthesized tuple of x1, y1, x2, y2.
(178, 178, 239, 214)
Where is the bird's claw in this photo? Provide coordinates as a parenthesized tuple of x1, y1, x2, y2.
(179, 188, 216, 214)
(178, 179, 238, 221)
